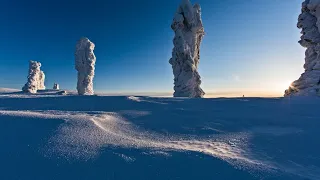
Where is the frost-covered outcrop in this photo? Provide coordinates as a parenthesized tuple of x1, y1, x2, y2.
(285, 0, 320, 96)
(75, 37, 96, 95)
(53, 83, 59, 90)
(38, 71, 45, 90)
(22, 60, 42, 93)
(169, 0, 205, 98)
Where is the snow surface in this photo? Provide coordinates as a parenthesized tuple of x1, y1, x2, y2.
(0, 89, 319, 179)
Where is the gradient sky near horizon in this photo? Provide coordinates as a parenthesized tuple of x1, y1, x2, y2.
(0, 0, 305, 97)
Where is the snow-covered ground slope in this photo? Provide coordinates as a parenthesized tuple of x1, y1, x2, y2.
(0, 90, 319, 180)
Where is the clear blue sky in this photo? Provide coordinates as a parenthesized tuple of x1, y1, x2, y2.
(0, 0, 304, 97)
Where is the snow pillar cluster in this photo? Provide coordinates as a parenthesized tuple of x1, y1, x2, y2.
(38, 71, 46, 90)
(22, 60, 44, 93)
(75, 37, 96, 95)
(53, 83, 59, 90)
(169, 0, 205, 98)
(285, 0, 320, 96)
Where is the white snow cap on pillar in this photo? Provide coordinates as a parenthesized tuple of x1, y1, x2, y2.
(22, 60, 42, 93)
(285, 0, 320, 96)
(75, 37, 96, 95)
(169, 0, 205, 98)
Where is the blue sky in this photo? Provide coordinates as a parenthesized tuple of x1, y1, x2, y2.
(0, 0, 304, 97)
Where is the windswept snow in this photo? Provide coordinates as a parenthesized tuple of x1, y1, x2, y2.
(0, 91, 319, 179)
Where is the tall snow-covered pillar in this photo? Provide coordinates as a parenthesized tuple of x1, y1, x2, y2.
(38, 70, 46, 90)
(169, 0, 205, 98)
(75, 37, 96, 95)
(53, 83, 59, 90)
(22, 60, 42, 93)
(285, 0, 320, 96)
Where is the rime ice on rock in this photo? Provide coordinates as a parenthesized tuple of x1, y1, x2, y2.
(75, 37, 96, 95)
(169, 0, 205, 98)
(38, 71, 46, 90)
(22, 60, 42, 93)
(53, 83, 59, 90)
(285, 0, 320, 96)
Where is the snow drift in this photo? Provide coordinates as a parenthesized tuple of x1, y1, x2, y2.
(0, 90, 319, 179)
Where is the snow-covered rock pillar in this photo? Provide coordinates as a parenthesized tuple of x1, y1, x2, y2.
(38, 71, 45, 90)
(22, 60, 42, 93)
(169, 0, 205, 98)
(75, 37, 96, 95)
(53, 83, 59, 90)
(285, 0, 320, 96)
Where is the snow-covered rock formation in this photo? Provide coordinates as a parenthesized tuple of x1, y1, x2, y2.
(22, 60, 42, 93)
(53, 83, 59, 90)
(285, 0, 320, 96)
(75, 37, 96, 95)
(169, 0, 205, 98)
(38, 71, 45, 90)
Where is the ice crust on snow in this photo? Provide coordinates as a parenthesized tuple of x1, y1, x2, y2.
(285, 0, 320, 96)
(22, 60, 44, 93)
(75, 37, 96, 95)
(169, 0, 205, 98)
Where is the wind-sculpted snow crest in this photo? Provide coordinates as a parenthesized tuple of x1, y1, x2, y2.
(1, 94, 320, 179)
(0, 110, 266, 171)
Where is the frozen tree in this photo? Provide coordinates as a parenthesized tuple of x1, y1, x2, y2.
(285, 0, 320, 96)
(22, 60, 42, 93)
(38, 71, 46, 90)
(53, 83, 59, 90)
(169, 0, 205, 98)
(75, 37, 96, 95)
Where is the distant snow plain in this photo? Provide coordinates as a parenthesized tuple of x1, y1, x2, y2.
(0, 88, 319, 180)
